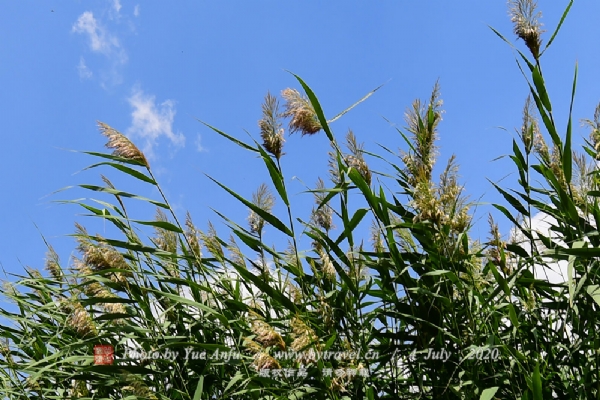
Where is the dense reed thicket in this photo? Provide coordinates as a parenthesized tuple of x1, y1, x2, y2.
(3, 1, 600, 399)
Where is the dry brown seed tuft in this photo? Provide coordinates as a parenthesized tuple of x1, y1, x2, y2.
(244, 337, 263, 354)
(290, 317, 320, 364)
(61, 299, 97, 338)
(122, 372, 158, 399)
(250, 316, 286, 351)
(281, 88, 322, 136)
(98, 121, 148, 167)
(252, 352, 281, 370)
(75, 223, 130, 272)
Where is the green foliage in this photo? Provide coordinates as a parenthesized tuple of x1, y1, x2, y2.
(2, 1, 599, 398)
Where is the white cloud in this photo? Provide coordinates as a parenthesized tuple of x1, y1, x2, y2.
(133, 4, 140, 17)
(127, 87, 185, 158)
(195, 134, 206, 152)
(73, 12, 113, 54)
(112, 0, 122, 14)
(77, 57, 93, 79)
(72, 11, 127, 63)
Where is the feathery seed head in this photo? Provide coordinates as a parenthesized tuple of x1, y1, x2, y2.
(310, 178, 334, 231)
(533, 131, 550, 163)
(250, 314, 286, 350)
(550, 144, 567, 190)
(287, 282, 303, 304)
(185, 212, 202, 259)
(244, 338, 263, 354)
(247, 183, 275, 235)
(369, 220, 385, 252)
(345, 130, 372, 184)
(63, 300, 97, 338)
(508, 0, 544, 59)
(122, 372, 157, 399)
(227, 235, 246, 268)
(98, 121, 148, 167)
(281, 88, 322, 136)
(403, 82, 443, 187)
(45, 245, 62, 281)
(259, 92, 285, 159)
(520, 95, 539, 154)
(582, 102, 600, 159)
(252, 352, 281, 370)
(25, 377, 41, 391)
(200, 222, 224, 261)
(291, 317, 319, 364)
(314, 244, 336, 280)
(75, 223, 130, 272)
(2, 281, 17, 299)
(69, 380, 90, 398)
(572, 152, 597, 203)
(346, 155, 372, 185)
(153, 208, 178, 254)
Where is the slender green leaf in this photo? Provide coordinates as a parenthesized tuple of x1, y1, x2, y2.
(568, 241, 584, 307)
(206, 175, 293, 237)
(532, 66, 552, 112)
(79, 185, 169, 209)
(198, 118, 259, 152)
(255, 141, 289, 206)
(289, 72, 335, 142)
(83, 162, 156, 185)
(147, 288, 229, 326)
(335, 208, 368, 246)
(81, 151, 148, 166)
(489, 180, 529, 216)
(532, 362, 543, 400)
(563, 62, 578, 185)
(541, 0, 574, 56)
(134, 219, 183, 233)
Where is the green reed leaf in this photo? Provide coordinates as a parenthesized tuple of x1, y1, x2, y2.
(541, 0, 574, 56)
(532, 66, 552, 113)
(79, 185, 169, 209)
(206, 175, 293, 237)
(83, 162, 156, 185)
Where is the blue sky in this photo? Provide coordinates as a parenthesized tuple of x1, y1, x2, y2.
(1, 1, 598, 278)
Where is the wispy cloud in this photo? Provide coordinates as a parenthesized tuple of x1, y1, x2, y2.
(112, 0, 122, 15)
(195, 134, 206, 152)
(72, 11, 127, 86)
(127, 86, 185, 158)
(77, 57, 93, 79)
(72, 12, 122, 58)
(133, 5, 140, 17)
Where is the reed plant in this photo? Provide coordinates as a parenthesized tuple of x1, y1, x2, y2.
(2, 1, 598, 398)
